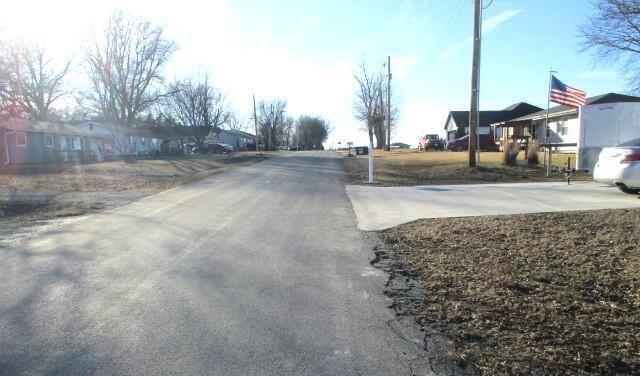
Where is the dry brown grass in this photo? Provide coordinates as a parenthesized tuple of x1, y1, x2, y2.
(381, 209, 640, 375)
(0, 153, 267, 193)
(341, 149, 585, 186)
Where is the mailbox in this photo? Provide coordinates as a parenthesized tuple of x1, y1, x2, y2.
(355, 146, 369, 155)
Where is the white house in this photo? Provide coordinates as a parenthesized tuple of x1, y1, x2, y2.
(74, 121, 162, 157)
(491, 93, 640, 171)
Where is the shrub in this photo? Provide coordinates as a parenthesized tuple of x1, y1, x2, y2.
(502, 139, 519, 166)
(527, 140, 540, 166)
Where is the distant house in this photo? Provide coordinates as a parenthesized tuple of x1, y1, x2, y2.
(391, 142, 411, 149)
(207, 129, 257, 151)
(0, 119, 106, 166)
(149, 126, 213, 154)
(74, 121, 162, 157)
(444, 102, 542, 141)
(491, 92, 640, 170)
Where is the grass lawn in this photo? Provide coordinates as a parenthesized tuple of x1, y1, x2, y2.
(0, 153, 267, 193)
(379, 209, 640, 375)
(0, 153, 267, 222)
(342, 149, 589, 186)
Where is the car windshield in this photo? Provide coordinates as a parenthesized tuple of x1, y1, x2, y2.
(618, 137, 640, 146)
(2, 1, 638, 375)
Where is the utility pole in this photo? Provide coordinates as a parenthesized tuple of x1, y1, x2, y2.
(545, 69, 557, 177)
(268, 104, 273, 152)
(252, 94, 259, 152)
(386, 56, 392, 151)
(468, 0, 481, 167)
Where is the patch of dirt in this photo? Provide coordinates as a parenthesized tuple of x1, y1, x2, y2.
(0, 201, 107, 221)
(379, 209, 640, 375)
(0, 201, 112, 248)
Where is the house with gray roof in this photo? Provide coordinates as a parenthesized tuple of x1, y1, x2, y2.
(491, 92, 640, 170)
(0, 119, 107, 166)
(207, 129, 256, 151)
(444, 102, 542, 141)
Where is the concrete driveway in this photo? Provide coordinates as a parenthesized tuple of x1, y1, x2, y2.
(346, 181, 640, 231)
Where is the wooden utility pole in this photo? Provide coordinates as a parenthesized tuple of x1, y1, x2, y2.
(253, 94, 259, 152)
(268, 104, 273, 152)
(468, 0, 481, 167)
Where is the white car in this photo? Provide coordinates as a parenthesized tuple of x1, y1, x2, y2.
(593, 137, 640, 194)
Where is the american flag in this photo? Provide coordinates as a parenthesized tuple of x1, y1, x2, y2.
(550, 75, 586, 108)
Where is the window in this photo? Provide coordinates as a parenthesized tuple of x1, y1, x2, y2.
(72, 136, 82, 150)
(16, 132, 27, 147)
(557, 118, 570, 136)
(44, 134, 54, 148)
(555, 119, 568, 136)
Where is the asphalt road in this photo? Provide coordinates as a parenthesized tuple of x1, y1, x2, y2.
(0, 152, 431, 375)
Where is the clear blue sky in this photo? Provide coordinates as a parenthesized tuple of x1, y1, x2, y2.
(0, 0, 627, 146)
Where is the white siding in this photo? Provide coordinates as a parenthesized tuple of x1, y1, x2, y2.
(550, 117, 579, 144)
(445, 116, 457, 140)
(578, 102, 640, 170)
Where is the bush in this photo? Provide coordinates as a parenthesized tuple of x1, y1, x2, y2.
(502, 139, 519, 166)
(527, 140, 540, 166)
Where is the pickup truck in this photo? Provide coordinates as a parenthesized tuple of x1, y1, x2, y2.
(418, 134, 445, 151)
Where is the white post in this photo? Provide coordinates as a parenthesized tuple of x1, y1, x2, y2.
(386, 56, 391, 151)
(368, 140, 374, 183)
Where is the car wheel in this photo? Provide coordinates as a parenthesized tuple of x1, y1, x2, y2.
(455, 145, 464, 152)
(618, 186, 640, 195)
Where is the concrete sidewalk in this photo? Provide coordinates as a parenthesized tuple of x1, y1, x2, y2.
(346, 181, 640, 231)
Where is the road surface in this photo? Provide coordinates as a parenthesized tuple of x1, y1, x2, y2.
(347, 181, 640, 231)
(0, 152, 432, 375)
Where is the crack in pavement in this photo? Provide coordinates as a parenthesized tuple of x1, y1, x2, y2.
(365, 232, 473, 376)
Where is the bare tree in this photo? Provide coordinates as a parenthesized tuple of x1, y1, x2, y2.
(353, 61, 387, 149)
(279, 115, 295, 147)
(0, 38, 70, 120)
(83, 10, 177, 126)
(162, 75, 228, 146)
(226, 112, 251, 133)
(257, 99, 287, 150)
(579, 0, 640, 92)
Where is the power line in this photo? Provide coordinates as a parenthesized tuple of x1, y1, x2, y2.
(435, 0, 468, 54)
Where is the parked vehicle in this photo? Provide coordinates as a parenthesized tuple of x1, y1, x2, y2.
(289, 146, 304, 151)
(446, 134, 499, 152)
(593, 138, 640, 194)
(193, 142, 234, 154)
(418, 134, 445, 151)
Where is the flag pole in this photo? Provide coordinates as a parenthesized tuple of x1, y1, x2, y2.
(545, 69, 555, 177)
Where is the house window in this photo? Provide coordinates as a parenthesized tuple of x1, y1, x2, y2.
(556, 118, 569, 136)
(72, 136, 82, 150)
(16, 132, 27, 147)
(44, 134, 54, 148)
